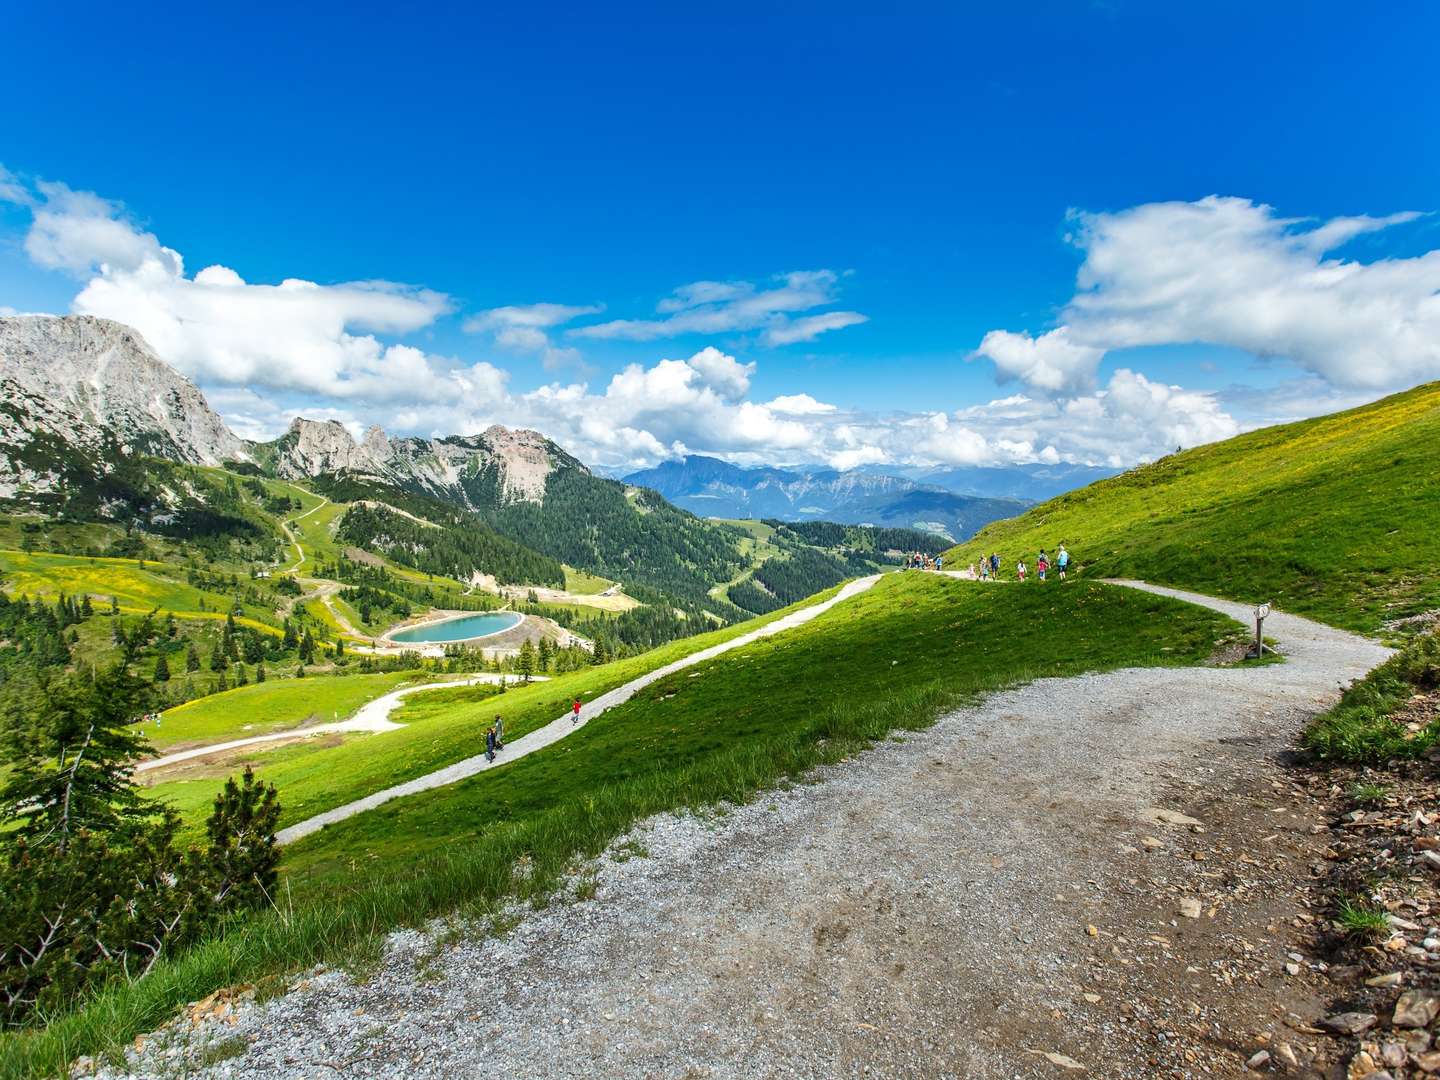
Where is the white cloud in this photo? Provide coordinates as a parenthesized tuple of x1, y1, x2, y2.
(462, 301, 600, 371)
(0, 165, 34, 207)
(1023, 195, 1440, 391)
(972, 326, 1104, 395)
(762, 310, 868, 346)
(766, 393, 837, 415)
(4, 172, 483, 405)
(462, 302, 602, 332)
(570, 269, 867, 346)
(0, 170, 1266, 475)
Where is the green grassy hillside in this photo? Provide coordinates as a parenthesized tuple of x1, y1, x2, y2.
(945, 381, 1440, 633)
(283, 572, 1242, 889)
(0, 573, 1242, 1077)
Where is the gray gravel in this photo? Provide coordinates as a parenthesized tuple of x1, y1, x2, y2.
(96, 582, 1391, 1080)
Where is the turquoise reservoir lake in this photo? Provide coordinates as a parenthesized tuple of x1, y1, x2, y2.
(387, 611, 524, 644)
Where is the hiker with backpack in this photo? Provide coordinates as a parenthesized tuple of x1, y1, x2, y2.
(1057, 543, 1070, 580)
(1037, 550, 1049, 582)
(493, 714, 505, 750)
(484, 724, 497, 763)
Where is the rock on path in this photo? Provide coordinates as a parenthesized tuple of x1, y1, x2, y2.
(105, 581, 1392, 1079)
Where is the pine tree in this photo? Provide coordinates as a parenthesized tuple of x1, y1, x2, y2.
(165, 612, 177, 638)
(236, 664, 249, 687)
(516, 639, 536, 683)
(282, 619, 297, 650)
(0, 665, 157, 853)
(109, 596, 119, 617)
(216, 669, 229, 692)
(537, 636, 553, 672)
(153, 655, 170, 683)
(80, 595, 93, 617)
(255, 662, 266, 683)
(299, 630, 315, 664)
(194, 767, 280, 912)
(209, 642, 226, 672)
(333, 637, 345, 659)
(186, 642, 201, 673)
(294, 663, 305, 679)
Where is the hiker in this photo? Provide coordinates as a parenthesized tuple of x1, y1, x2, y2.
(1016, 559, 1027, 581)
(967, 561, 977, 578)
(493, 714, 505, 750)
(1037, 550, 1049, 582)
(572, 698, 582, 725)
(936, 554, 944, 572)
(1057, 543, 1069, 581)
(484, 725, 497, 763)
(989, 552, 1000, 578)
(978, 559, 988, 580)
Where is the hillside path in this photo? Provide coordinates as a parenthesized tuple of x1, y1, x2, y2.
(161, 580, 1397, 1080)
(137, 674, 538, 774)
(275, 574, 881, 844)
(278, 493, 330, 574)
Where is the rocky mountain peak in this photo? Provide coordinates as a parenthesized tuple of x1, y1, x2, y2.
(0, 315, 247, 498)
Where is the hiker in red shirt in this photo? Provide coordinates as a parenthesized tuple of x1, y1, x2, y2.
(572, 698, 582, 725)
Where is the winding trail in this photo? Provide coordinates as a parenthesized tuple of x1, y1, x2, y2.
(137, 674, 539, 774)
(106, 578, 1400, 1079)
(275, 574, 882, 844)
(279, 494, 330, 574)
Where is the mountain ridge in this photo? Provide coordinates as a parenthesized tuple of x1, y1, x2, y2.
(623, 453, 1027, 540)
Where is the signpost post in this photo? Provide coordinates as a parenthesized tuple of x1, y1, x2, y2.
(1249, 602, 1271, 659)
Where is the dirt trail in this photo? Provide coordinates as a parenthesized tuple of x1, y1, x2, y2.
(106, 582, 1393, 1079)
(137, 674, 538, 774)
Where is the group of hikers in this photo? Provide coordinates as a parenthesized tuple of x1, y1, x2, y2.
(484, 697, 584, 762)
(904, 551, 945, 571)
(968, 542, 1070, 582)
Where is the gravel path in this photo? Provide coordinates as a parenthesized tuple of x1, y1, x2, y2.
(276, 575, 881, 844)
(105, 581, 1392, 1079)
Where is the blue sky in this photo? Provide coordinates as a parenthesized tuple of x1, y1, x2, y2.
(3, 2, 1439, 470)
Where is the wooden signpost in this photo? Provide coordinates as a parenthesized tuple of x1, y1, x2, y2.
(1248, 602, 1272, 658)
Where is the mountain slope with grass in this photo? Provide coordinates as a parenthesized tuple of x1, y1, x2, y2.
(0, 571, 1248, 1077)
(945, 381, 1440, 633)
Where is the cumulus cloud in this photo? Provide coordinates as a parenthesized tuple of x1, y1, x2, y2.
(0, 169, 1261, 474)
(972, 326, 1104, 395)
(570, 269, 867, 346)
(978, 196, 1440, 394)
(766, 393, 837, 415)
(2, 171, 491, 405)
(463, 301, 601, 371)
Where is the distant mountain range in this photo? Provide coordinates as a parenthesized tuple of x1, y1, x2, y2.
(622, 455, 1046, 541)
(0, 316, 944, 613)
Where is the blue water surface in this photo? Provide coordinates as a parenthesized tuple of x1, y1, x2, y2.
(387, 611, 523, 644)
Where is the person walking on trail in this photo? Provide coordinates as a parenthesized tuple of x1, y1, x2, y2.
(572, 698, 582, 725)
(484, 724, 497, 763)
(936, 554, 944, 572)
(1037, 550, 1049, 582)
(493, 714, 505, 750)
(990, 552, 1000, 578)
(1016, 559, 1027, 582)
(1057, 543, 1070, 581)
